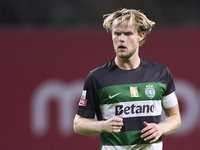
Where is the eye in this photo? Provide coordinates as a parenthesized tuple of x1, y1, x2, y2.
(114, 32, 121, 36)
(124, 32, 132, 36)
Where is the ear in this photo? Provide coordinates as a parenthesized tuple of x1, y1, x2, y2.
(138, 31, 146, 42)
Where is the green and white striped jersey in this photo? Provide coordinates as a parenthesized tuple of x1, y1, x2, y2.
(77, 58, 176, 150)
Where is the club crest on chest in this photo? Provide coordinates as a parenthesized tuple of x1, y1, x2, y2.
(145, 84, 155, 99)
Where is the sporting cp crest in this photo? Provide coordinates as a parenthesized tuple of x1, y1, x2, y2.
(145, 84, 155, 99)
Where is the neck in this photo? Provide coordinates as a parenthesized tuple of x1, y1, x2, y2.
(114, 55, 141, 70)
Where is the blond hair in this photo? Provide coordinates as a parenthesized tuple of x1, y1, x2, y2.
(103, 8, 155, 46)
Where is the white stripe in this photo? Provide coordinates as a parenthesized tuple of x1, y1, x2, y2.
(100, 100, 162, 119)
(102, 142, 163, 150)
(162, 92, 178, 108)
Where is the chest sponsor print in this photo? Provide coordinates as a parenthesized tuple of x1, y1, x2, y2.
(100, 100, 162, 119)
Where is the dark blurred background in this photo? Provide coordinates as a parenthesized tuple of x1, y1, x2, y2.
(1, 1, 200, 150)
(0, 0, 200, 28)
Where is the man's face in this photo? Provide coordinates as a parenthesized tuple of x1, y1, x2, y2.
(112, 19, 143, 59)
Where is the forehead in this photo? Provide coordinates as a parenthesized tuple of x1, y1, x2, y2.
(112, 18, 136, 32)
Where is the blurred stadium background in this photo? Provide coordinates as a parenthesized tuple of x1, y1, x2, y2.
(1, 1, 200, 149)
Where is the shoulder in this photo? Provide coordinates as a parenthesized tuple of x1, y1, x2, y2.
(141, 58, 174, 90)
(141, 58, 168, 73)
(88, 59, 115, 78)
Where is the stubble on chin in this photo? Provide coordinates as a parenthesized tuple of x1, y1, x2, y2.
(115, 49, 135, 59)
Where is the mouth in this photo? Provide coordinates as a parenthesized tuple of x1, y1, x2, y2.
(118, 45, 127, 50)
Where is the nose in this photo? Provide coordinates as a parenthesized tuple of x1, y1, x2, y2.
(119, 34, 125, 42)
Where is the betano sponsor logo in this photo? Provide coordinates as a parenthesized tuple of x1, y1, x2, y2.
(100, 101, 162, 120)
(115, 104, 154, 116)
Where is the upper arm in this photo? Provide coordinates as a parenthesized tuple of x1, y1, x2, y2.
(73, 114, 103, 135)
(162, 92, 181, 126)
(162, 92, 181, 118)
(163, 104, 180, 118)
(73, 114, 92, 133)
(74, 114, 90, 125)
(73, 114, 81, 128)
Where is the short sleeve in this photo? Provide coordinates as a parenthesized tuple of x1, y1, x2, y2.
(163, 67, 176, 96)
(76, 72, 99, 119)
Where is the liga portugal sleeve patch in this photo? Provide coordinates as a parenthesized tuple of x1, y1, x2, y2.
(79, 90, 87, 106)
(79, 98, 87, 106)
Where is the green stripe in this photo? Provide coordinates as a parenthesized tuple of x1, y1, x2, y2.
(100, 130, 162, 146)
(98, 82, 166, 104)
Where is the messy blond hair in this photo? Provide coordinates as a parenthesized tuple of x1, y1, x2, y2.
(103, 8, 155, 46)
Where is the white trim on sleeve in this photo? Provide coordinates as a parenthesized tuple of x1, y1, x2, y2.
(162, 92, 178, 109)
